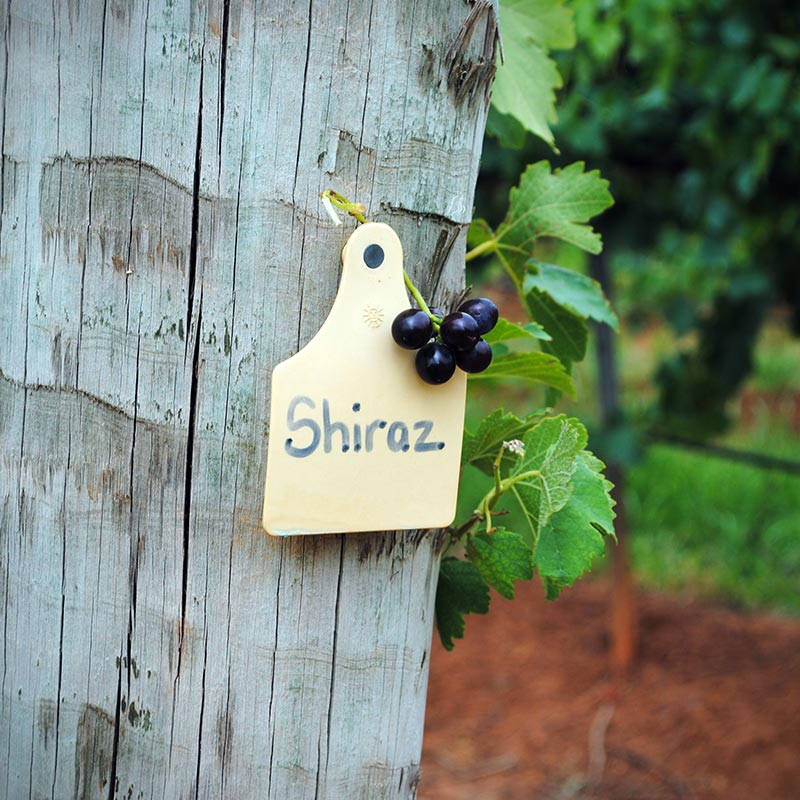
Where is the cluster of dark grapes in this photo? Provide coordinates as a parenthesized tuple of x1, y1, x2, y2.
(391, 297, 498, 385)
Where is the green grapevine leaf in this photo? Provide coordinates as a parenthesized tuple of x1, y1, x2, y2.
(467, 528, 534, 600)
(491, 0, 576, 146)
(535, 451, 616, 599)
(462, 408, 545, 475)
(497, 161, 614, 259)
(507, 416, 587, 539)
(469, 352, 576, 396)
(436, 557, 491, 650)
(484, 317, 551, 344)
(579, 451, 616, 537)
(526, 289, 589, 367)
(524, 260, 619, 330)
(492, 44, 561, 149)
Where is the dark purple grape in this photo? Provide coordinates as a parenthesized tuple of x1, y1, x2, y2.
(439, 311, 479, 351)
(428, 307, 445, 320)
(415, 342, 456, 385)
(391, 309, 433, 349)
(458, 297, 499, 335)
(456, 338, 493, 374)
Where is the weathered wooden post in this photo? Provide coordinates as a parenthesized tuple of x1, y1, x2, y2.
(0, 1, 494, 796)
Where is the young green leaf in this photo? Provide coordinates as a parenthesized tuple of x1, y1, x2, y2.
(524, 260, 619, 330)
(503, 0, 575, 49)
(492, 43, 562, 149)
(507, 416, 587, 539)
(469, 351, 576, 397)
(491, 0, 576, 146)
(467, 218, 496, 249)
(497, 161, 614, 258)
(436, 557, 491, 651)
(535, 451, 616, 599)
(484, 317, 552, 345)
(467, 528, 534, 600)
(462, 408, 546, 475)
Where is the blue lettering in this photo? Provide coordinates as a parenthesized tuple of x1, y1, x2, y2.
(285, 396, 320, 458)
(352, 401, 362, 452)
(323, 399, 350, 453)
(413, 420, 445, 452)
(365, 419, 387, 451)
(283, 398, 446, 457)
(387, 421, 410, 452)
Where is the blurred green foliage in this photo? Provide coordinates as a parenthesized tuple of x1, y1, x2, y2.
(628, 436, 800, 614)
(480, 0, 800, 435)
(461, 0, 800, 619)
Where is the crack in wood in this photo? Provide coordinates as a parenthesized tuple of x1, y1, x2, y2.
(379, 202, 465, 231)
(317, 534, 346, 797)
(193, 557, 210, 800)
(266, 542, 284, 800)
(292, 0, 315, 195)
(49, 432, 70, 800)
(106, 659, 123, 800)
(217, 0, 230, 160)
(0, 0, 10, 250)
(178, 47, 206, 681)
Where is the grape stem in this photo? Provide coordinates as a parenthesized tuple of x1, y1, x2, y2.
(403, 272, 441, 332)
(321, 189, 367, 224)
(483, 446, 505, 532)
(464, 238, 497, 262)
(320, 189, 443, 331)
(478, 468, 541, 533)
(455, 443, 542, 539)
(463, 223, 527, 296)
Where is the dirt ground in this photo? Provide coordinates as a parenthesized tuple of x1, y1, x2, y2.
(420, 578, 800, 800)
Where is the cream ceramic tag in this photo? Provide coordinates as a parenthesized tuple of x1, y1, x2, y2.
(263, 222, 467, 536)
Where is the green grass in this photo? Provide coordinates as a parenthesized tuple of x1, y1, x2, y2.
(621, 321, 800, 614)
(626, 433, 800, 615)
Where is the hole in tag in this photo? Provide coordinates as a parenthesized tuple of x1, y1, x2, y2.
(363, 244, 384, 269)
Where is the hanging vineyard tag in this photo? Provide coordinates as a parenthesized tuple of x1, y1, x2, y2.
(263, 223, 467, 536)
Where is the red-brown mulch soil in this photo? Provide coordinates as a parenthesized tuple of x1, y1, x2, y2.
(421, 578, 800, 800)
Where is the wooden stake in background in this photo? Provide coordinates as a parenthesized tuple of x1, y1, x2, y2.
(591, 253, 638, 673)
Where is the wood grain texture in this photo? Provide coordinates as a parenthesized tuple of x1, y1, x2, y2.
(0, 1, 495, 797)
